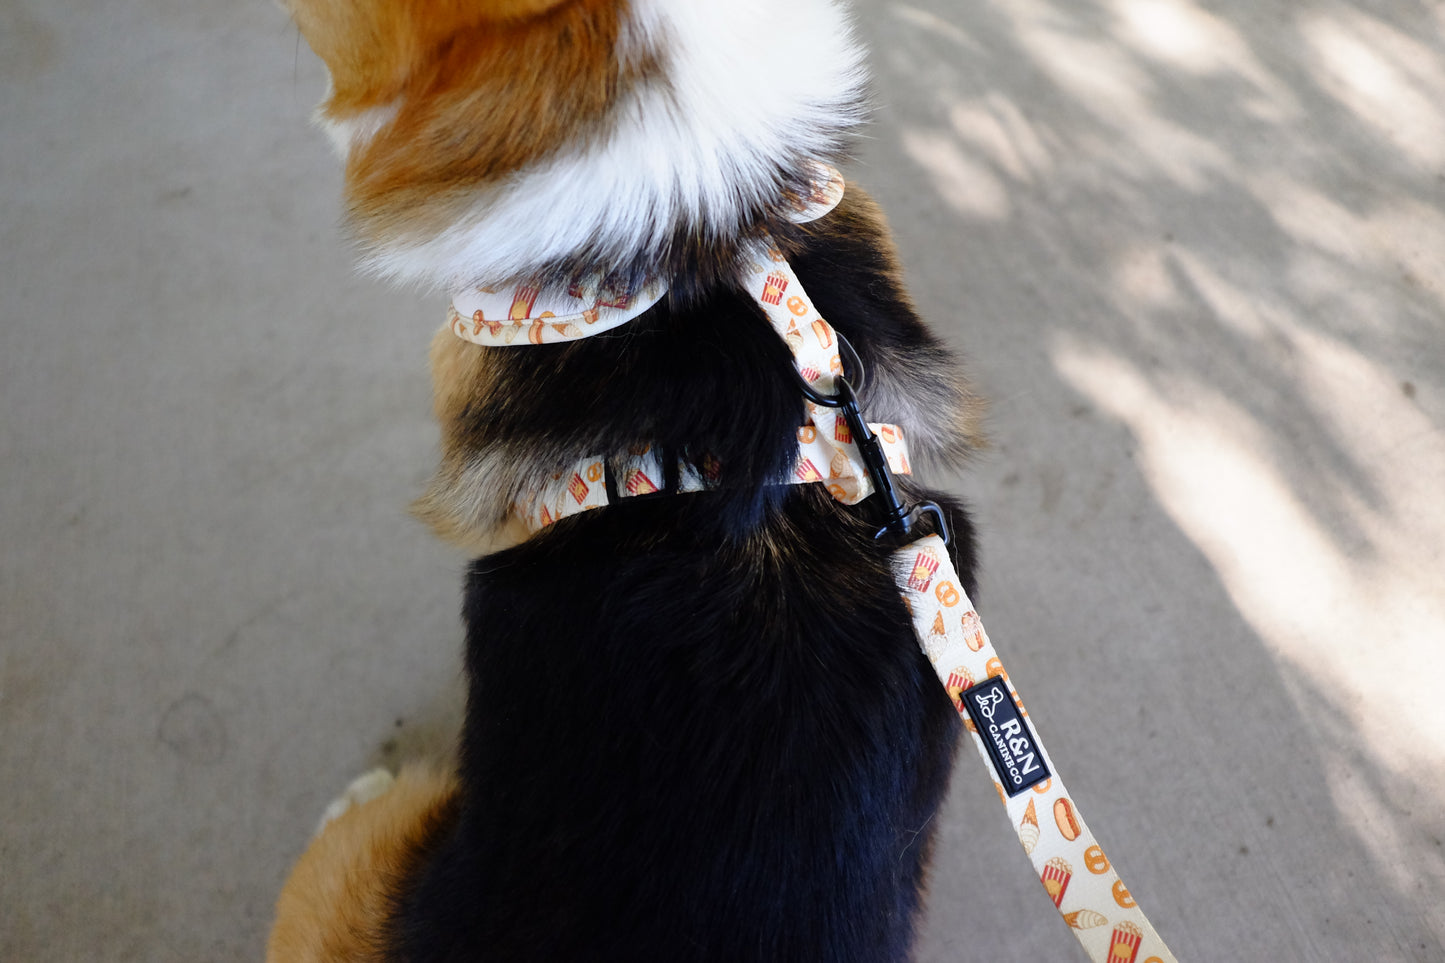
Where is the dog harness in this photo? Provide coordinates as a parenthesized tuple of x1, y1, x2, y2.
(447, 168, 1178, 963)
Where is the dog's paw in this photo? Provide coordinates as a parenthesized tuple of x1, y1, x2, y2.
(314, 767, 396, 835)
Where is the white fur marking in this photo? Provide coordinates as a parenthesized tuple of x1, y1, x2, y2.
(318, 100, 400, 159)
(357, 0, 868, 291)
(315, 767, 396, 835)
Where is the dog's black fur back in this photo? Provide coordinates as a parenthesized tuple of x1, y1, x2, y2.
(389, 196, 979, 962)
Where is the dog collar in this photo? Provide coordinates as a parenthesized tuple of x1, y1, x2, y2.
(446, 163, 846, 348)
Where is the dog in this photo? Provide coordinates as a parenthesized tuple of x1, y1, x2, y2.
(268, 1, 984, 960)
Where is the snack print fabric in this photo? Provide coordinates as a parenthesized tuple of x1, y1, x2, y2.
(512, 456, 612, 532)
(502, 167, 910, 532)
(894, 535, 1177, 963)
(741, 242, 908, 506)
(449, 273, 667, 347)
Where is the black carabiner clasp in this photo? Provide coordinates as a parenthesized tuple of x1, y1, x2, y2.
(792, 333, 949, 546)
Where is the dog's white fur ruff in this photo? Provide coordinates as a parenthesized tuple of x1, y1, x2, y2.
(318, 0, 868, 292)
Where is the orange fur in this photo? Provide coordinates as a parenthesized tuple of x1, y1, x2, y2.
(287, 0, 640, 246)
(266, 767, 460, 963)
(286, 0, 577, 112)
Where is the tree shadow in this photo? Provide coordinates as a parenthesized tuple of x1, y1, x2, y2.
(848, 0, 1445, 958)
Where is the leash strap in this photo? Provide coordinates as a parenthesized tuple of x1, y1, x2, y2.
(894, 535, 1177, 963)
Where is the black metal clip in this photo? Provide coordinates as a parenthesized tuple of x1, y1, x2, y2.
(794, 335, 950, 546)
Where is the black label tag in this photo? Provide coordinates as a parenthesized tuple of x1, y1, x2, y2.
(961, 676, 1051, 797)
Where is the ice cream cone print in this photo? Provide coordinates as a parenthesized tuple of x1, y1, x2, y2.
(1041, 857, 1073, 908)
(1108, 921, 1143, 962)
(1018, 798, 1041, 855)
(1064, 909, 1108, 930)
(828, 450, 850, 479)
(786, 332, 804, 354)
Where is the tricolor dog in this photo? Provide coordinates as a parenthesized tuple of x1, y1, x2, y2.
(269, 1, 985, 960)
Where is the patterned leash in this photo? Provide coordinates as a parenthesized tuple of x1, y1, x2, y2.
(733, 185, 1177, 962)
(746, 236, 1179, 963)
(895, 538, 1177, 962)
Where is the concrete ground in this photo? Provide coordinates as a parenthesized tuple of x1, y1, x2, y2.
(2, 0, 1442, 959)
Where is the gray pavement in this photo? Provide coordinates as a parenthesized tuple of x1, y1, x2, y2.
(2, 1, 1442, 960)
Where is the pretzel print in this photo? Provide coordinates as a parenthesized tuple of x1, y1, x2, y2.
(893, 536, 1177, 963)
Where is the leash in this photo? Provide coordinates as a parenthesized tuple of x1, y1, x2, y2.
(753, 249, 1179, 963)
(448, 166, 1178, 963)
(894, 536, 1176, 962)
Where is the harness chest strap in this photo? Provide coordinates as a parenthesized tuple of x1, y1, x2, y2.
(897, 537, 1178, 963)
